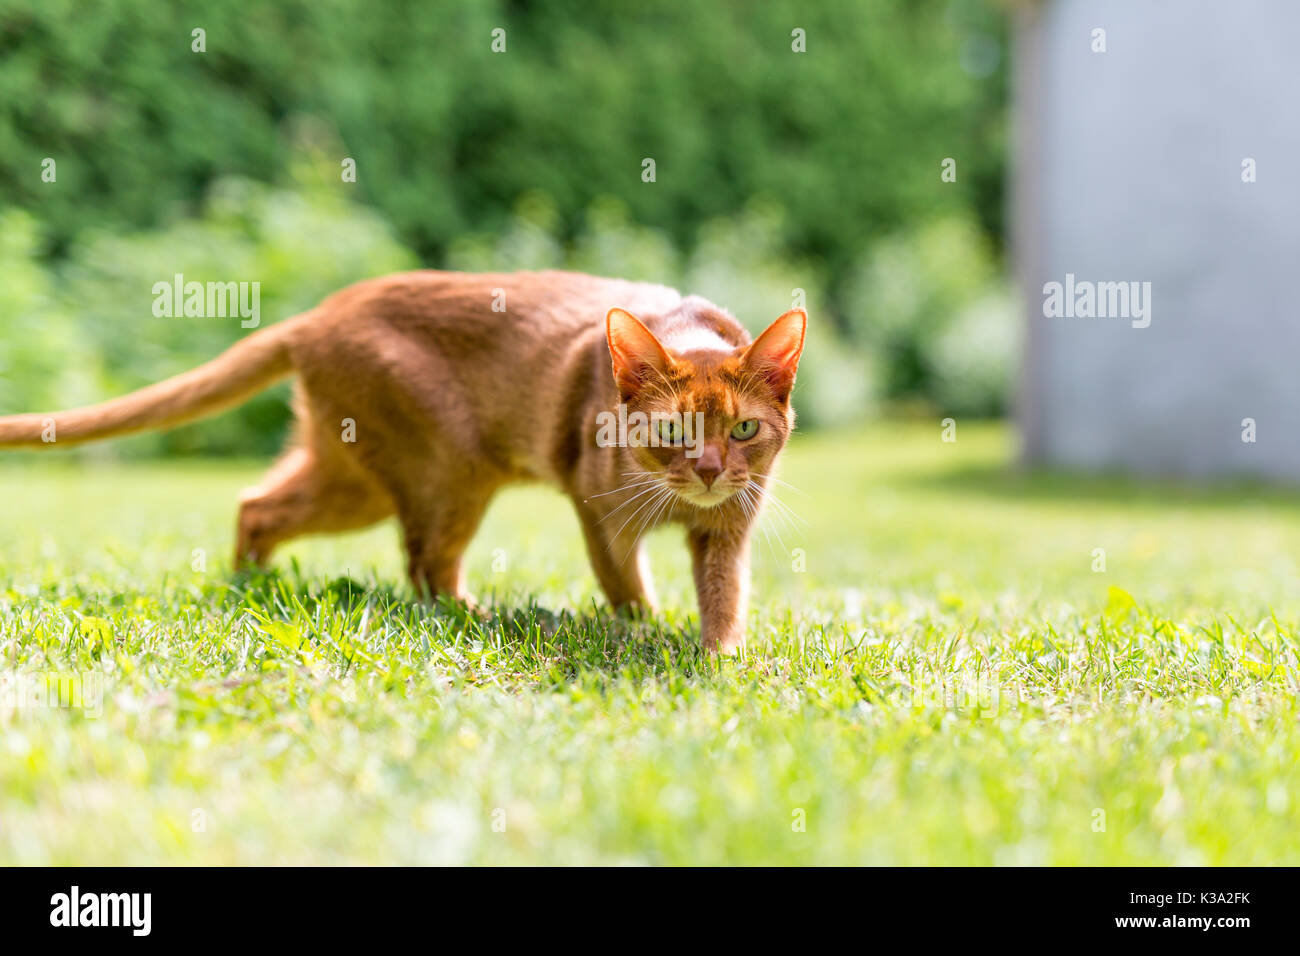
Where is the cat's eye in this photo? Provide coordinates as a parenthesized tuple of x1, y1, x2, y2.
(657, 417, 683, 444)
(730, 419, 759, 440)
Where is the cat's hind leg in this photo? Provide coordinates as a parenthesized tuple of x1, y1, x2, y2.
(234, 446, 394, 567)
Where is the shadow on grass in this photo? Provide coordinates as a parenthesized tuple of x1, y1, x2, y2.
(908, 462, 1300, 513)
(221, 566, 714, 675)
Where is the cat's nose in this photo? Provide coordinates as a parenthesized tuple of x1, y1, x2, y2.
(694, 445, 723, 488)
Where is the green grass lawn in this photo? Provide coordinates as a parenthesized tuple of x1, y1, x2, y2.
(2, 421, 1298, 864)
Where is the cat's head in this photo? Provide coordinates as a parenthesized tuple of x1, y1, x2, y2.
(605, 304, 805, 509)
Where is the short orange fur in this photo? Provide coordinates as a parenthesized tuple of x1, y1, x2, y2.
(0, 271, 805, 653)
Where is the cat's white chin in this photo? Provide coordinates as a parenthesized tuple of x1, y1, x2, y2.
(680, 487, 735, 508)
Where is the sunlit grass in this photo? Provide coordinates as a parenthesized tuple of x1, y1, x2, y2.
(1, 422, 1298, 863)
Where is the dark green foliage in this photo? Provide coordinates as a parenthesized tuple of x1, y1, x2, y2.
(2, 0, 1006, 279)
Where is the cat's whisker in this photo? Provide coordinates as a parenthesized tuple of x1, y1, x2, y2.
(743, 492, 768, 550)
(612, 487, 676, 565)
(752, 488, 790, 557)
(751, 472, 807, 497)
(609, 481, 672, 545)
(628, 486, 677, 557)
(748, 491, 801, 550)
(764, 502, 804, 548)
(735, 484, 755, 523)
(755, 522, 781, 565)
(586, 476, 661, 501)
(762, 497, 802, 536)
(593, 480, 660, 499)
(770, 501, 807, 536)
(599, 481, 666, 523)
(605, 479, 662, 500)
(744, 479, 798, 562)
(650, 483, 679, 525)
(750, 480, 807, 529)
(738, 484, 782, 565)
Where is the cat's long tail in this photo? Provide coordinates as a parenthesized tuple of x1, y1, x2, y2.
(0, 318, 303, 449)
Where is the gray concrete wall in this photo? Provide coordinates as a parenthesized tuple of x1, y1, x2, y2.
(1016, 0, 1300, 480)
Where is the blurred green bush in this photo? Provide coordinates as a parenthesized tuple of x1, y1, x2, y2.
(2, 0, 1006, 269)
(844, 215, 1018, 417)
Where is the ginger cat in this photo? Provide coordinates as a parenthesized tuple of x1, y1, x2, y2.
(0, 271, 805, 653)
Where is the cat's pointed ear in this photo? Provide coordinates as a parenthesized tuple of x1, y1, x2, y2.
(606, 308, 675, 400)
(742, 308, 806, 403)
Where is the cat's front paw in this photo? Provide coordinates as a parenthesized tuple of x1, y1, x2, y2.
(701, 626, 745, 656)
(613, 596, 658, 619)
